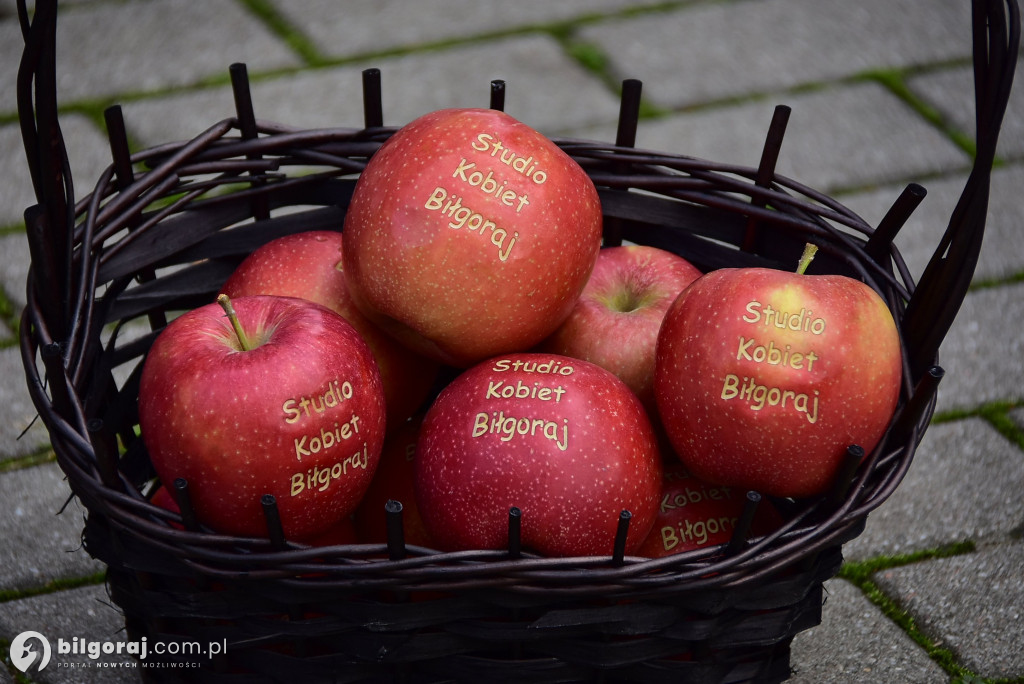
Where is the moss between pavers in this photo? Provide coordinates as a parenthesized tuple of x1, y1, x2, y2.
(0, 571, 106, 607)
(862, 65, 978, 159)
(839, 540, 1024, 684)
(0, 450, 55, 474)
(934, 400, 1024, 452)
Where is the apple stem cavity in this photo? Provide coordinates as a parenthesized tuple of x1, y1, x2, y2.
(796, 243, 819, 275)
(217, 294, 254, 352)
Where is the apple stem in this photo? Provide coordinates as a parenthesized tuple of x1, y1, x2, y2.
(217, 294, 253, 351)
(796, 243, 818, 275)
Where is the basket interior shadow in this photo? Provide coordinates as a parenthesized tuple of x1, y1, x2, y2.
(15, 0, 1018, 682)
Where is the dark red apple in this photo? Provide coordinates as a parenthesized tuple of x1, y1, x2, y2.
(654, 246, 902, 499)
(219, 230, 439, 425)
(138, 294, 386, 541)
(636, 462, 784, 557)
(539, 244, 701, 414)
(353, 415, 435, 548)
(150, 484, 184, 530)
(342, 108, 603, 368)
(414, 352, 662, 557)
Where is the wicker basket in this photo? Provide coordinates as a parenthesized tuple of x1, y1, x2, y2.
(17, 0, 1018, 681)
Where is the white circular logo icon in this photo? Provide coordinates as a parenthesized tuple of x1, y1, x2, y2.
(10, 631, 51, 673)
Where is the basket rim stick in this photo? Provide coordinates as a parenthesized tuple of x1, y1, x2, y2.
(601, 78, 644, 247)
(87, 118, 236, 232)
(865, 182, 928, 264)
(608, 177, 915, 300)
(742, 103, 791, 252)
(229, 62, 271, 222)
(489, 78, 506, 112)
(100, 104, 170, 336)
(362, 67, 384, 129)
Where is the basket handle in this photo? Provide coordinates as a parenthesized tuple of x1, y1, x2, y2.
(18, 0, 73, 344)
(900, 0, 1019, 378)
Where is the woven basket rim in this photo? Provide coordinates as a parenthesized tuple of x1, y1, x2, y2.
(15, 0, 1019, 600)
(19, 120, 935, 595)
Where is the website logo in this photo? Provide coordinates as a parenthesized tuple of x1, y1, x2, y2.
(10, 631, 51, 673)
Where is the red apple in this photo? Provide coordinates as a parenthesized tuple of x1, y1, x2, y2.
(219, 230, 440, 425)
(636, 462, 784, 557)
(414, 352, 662, 557)
(353, 415, 435, 548)
(138, 294, 387, 541)
(342, 108, 603, 368)
(150, 484, 184, 530)
(654, 246, 902, 499)
(539, 244, 701, 414)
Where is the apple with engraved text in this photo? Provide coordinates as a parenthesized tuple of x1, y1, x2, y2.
(636, 462, 784, 557)
(539, 244, 701, 415)
(654, 245, 902, 499)
(414, 352, 662, 557)
(219, 230, 440, 424)
(353, 415, 435, 547)
(138, 294, 386, 540)
(342, 108, 603, 367)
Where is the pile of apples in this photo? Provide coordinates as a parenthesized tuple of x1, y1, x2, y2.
(138, 108, 903, 558)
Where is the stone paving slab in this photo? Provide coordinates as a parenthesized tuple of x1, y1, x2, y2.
(272, 0, 667, 59)
(0, 346, 52, 458)
(873, 541, 1024, 679)
(0, 230, 31, 311)
(788, 578, 947, 683)
(910, 59, 1024, 161)
(578, 0, 973, 110)
(0, 118, 112, 230)
(572, 79, 969, 194)
(0, 584, 139, 683)
(933, 281, 1024, 414)
(840, 162, 1024, 285)
(0, 0, 300, 110)
(0, 461, 105, 591)
(118, 32, 622, 148)
(845, 417, 1024, 561)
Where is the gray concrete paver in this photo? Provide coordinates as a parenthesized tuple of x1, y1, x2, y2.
(272, 0, 668, 59)
(846, 418, 1024, 561)
(789, 578, 947, 683)
(118, 33, 622, 148)
(579, 0, 973, 110)
(873, 542, 1024, 679)
(909, 58, 1024, 161)
(0, 230, 31, 311)
(0, 462, 105, 591)
(839, 162, 1024, 286)
(0, 584, 140, 683)
(574, 80, 969, 194)
(0, 118, 113, 230)
(0, 346, 53, 458)
(0, 0, 300, 110)
(933, 282, 1024, 414)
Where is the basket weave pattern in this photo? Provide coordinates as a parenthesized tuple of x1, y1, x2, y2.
(16, 0, 1018, 681)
